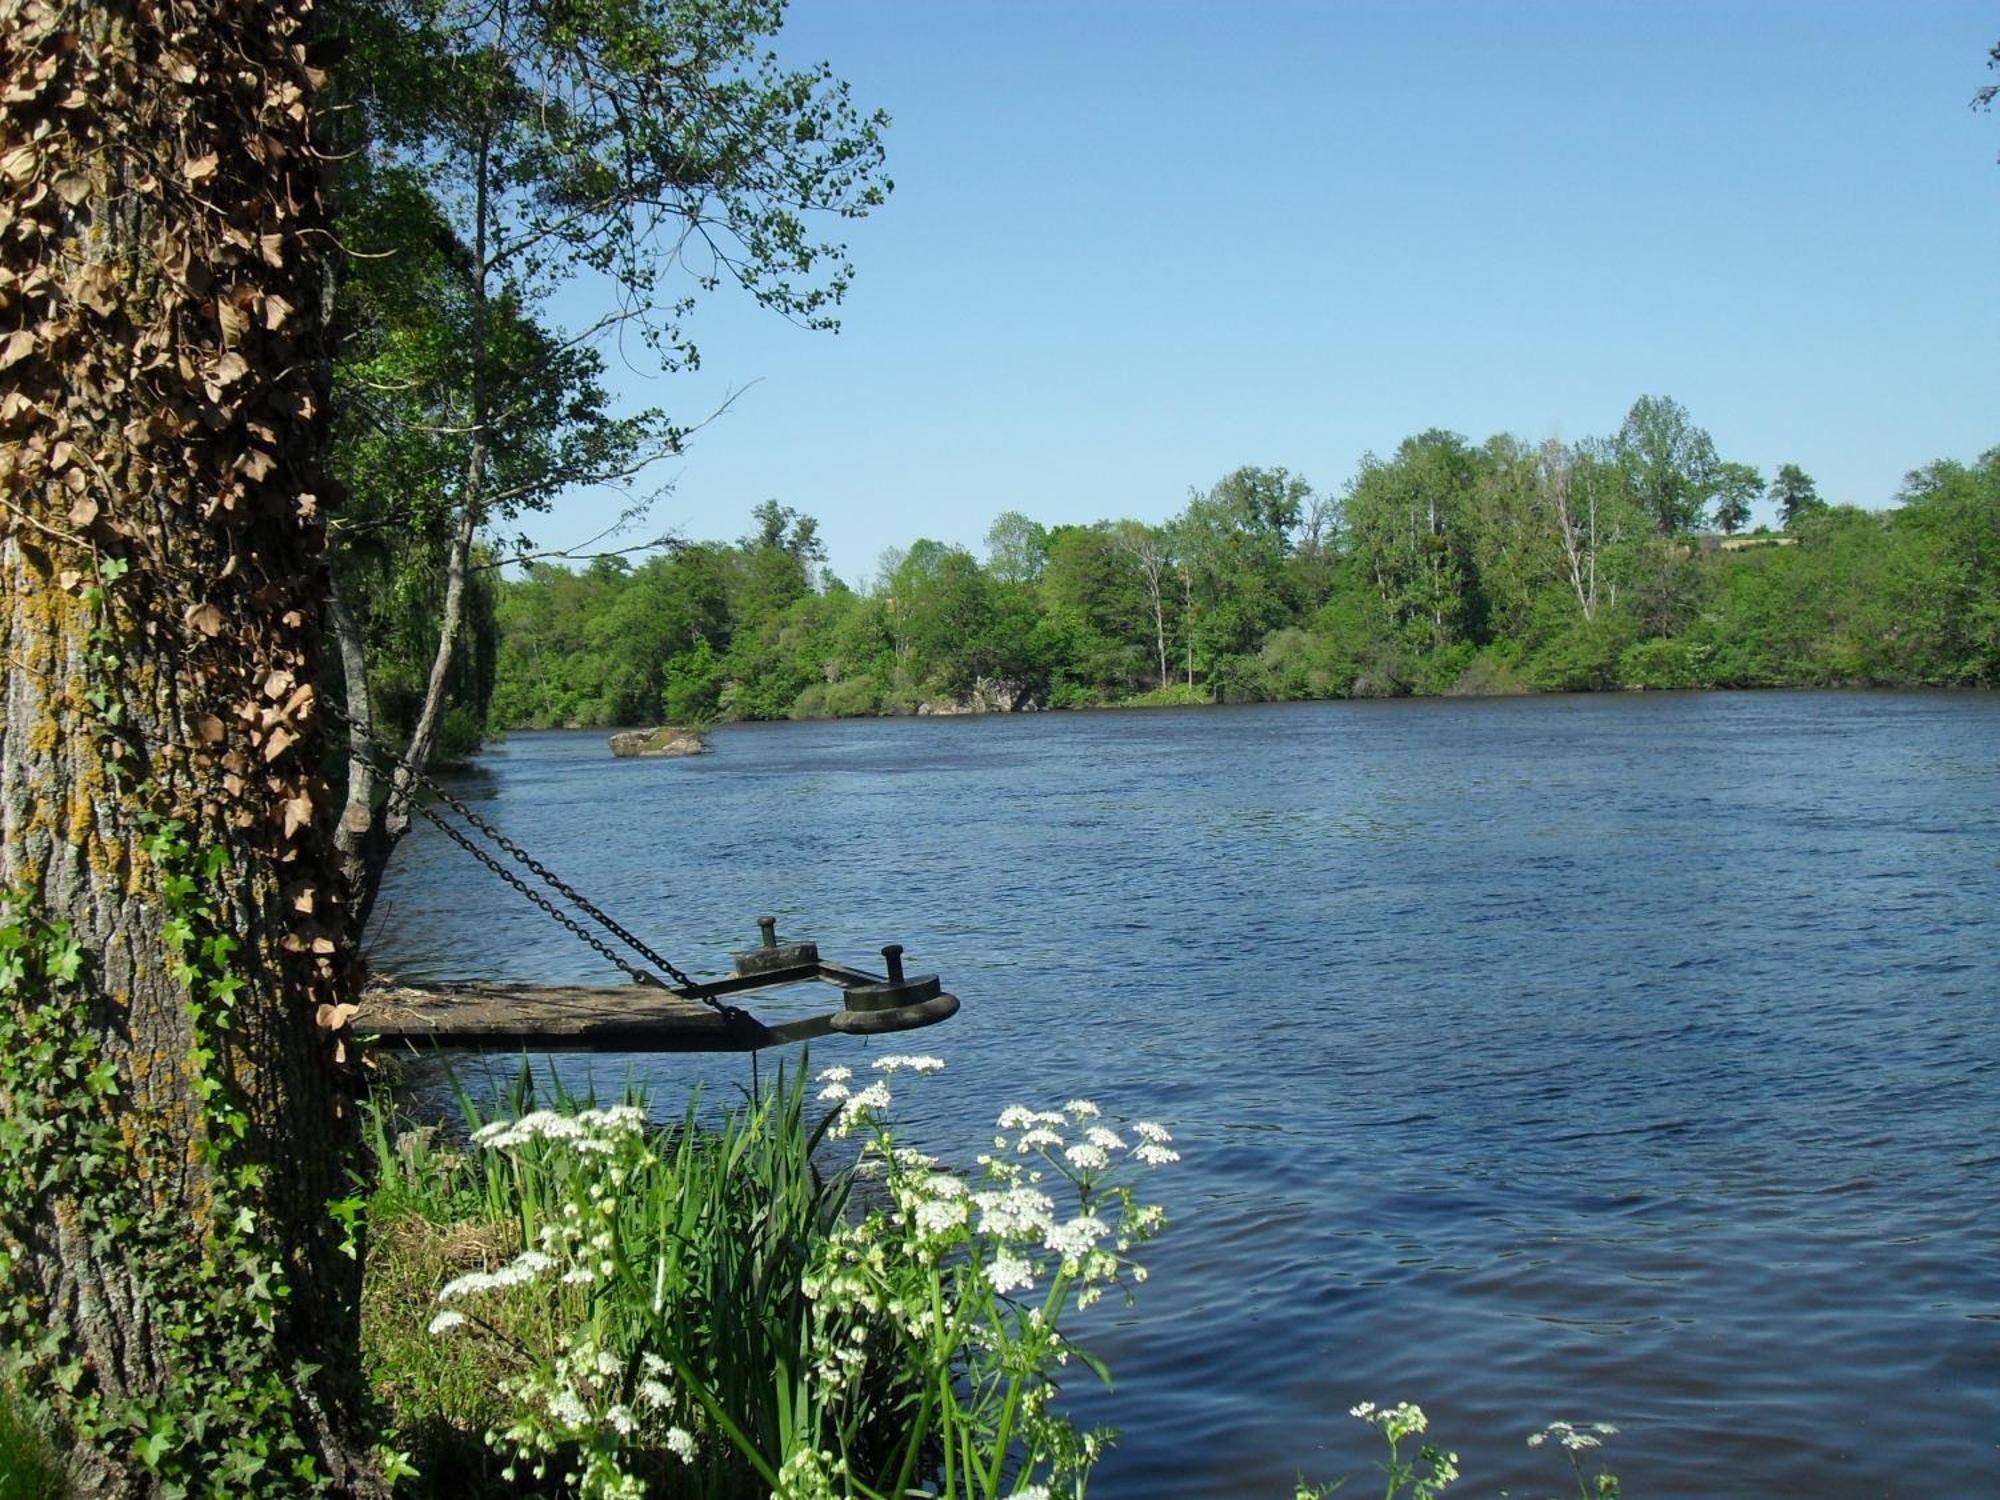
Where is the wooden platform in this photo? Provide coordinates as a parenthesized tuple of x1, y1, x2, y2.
(359, 972, 959, 1053)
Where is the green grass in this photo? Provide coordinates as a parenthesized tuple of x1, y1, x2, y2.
(359, 1064, 910, 1497)
(0, 1378, 70, 1500)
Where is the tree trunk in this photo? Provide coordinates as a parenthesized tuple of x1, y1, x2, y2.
(0, 1, 379, 1492)
(362, 95, 494, 924)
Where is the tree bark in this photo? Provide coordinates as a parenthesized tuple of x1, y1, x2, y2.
(0, 1, 379, 1491)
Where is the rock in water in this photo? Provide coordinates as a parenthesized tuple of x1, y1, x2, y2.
(608, 726, 709, 758)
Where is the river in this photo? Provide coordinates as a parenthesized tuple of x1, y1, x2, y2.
(375, 690, 2000, 1498)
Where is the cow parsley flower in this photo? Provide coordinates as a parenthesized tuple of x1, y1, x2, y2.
(985, 1252, 1035, 1295)
(872, 1054, 945, 1074)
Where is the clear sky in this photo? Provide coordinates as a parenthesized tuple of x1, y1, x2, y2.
(536, 0, 2000, 587)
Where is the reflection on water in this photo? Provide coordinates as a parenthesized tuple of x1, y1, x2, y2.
(377, 692, 2000, 1498)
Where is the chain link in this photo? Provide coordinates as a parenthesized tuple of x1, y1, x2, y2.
(330, 701, 714, 1004)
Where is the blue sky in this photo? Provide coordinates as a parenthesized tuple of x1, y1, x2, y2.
(538, 1, 2000, 587)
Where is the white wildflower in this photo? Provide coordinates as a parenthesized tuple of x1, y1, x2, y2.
(1044, 1214, 1110, 1260)
(1063, 1099, 1101, 1119)
(1015, 1127, 1064, 1153)
(437, 1248, 554, 1303)
(872, 1054, 944, 1074)
(1063, 1143, 1108, 1171)
(1085, 1125, 1126, 1151)
(984, 1252, 1035, 1295)
(842, 1081, 891, 1121)
(426, 1310, 466, 1335)
(1134, 1121, 1173, 1143)
(1135, 1142, 1181, 1166)
(915, 1197, 970, 1235)
(816, 1065, 853, 1084)
(664, 1426, 696, 1464)
(973, 1186, 1056, 1238)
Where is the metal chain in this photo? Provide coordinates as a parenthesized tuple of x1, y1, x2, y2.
(329, 701, 712, 1002)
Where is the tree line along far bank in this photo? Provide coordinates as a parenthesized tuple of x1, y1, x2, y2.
(469, 397, 2000, 736)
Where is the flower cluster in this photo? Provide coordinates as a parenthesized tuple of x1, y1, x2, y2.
(429, 1105, 698, 1499)
(798, 1059, 1179, 1494)
(424, 1060, 1178, 1500)
(1528, 1418, 1619, 1451)
(1349, 1400, 1459, 1500)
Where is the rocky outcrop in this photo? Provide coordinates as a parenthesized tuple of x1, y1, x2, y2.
(916, 676, 1041, 716)
(608, 725, 710, 757)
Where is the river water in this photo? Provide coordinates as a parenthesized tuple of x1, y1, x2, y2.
(375, 691, 2000, 1498)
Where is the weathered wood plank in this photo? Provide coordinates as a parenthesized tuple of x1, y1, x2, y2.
(357, 977, 958, 1053)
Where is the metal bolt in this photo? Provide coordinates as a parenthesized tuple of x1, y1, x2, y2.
(758, 915, 777, 949)
(880, 944, 905, 983)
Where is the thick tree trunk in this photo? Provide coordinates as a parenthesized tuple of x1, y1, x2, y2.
(0, 1, 379, 1492)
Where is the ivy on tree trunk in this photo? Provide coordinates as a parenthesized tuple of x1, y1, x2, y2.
(0, 0, 381, 1491)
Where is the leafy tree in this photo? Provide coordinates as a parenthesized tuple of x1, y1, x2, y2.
(0, 2, 383, 1487)
(1341, 434, 1481, 656)
(1112, 520, 1178, 689)
(984, 510, 1051, 584)
(1615, 395, 1721, 535)
(1770, 463, 1823, 529)
(1712, 460, 1763, 534)
(330, 0, 891, 926)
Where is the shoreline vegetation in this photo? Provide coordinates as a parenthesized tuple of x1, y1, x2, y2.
(472, 406, 1999, 741)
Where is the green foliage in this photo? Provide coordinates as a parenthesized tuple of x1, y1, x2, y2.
(489, 415, 1999, 725)
(1770, 463, 1823, 530)
(0, 853, 322, 1496)
(0, 1379, 69, 1500)
(1616, 394, 1722, 535)
(322, 0, 893, 765)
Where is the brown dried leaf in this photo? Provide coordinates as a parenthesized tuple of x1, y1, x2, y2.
(263, 669, 295, 700)
(66, 494, 97, 528)
(217, 297, 247, 346)
(183, 152, 219, 183)
(0, 145, 36, 185)
(261, 294, 293, 331)
(196, 714, 227, 744)
(262, 725, 297, 761)
(53, 175, 89, 206)
(0, 330, 35, 370)
(238, 447, 275, 482)
(184, 601, 224, 636)
(282, 794, 313, 838)
(208, 350, 249, 387)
